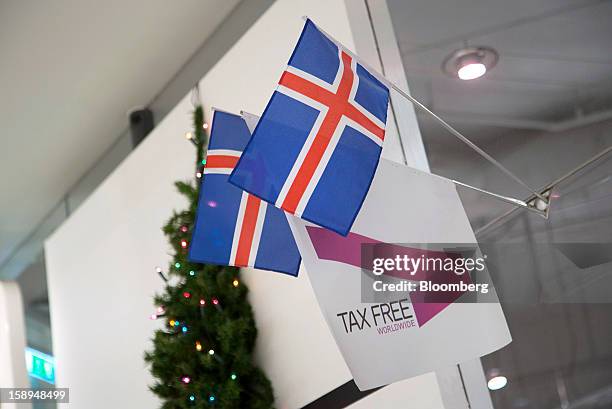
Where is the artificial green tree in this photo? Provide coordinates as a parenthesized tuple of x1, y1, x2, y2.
(145, 104, 274, 409)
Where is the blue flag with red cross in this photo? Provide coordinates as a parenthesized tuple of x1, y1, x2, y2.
(229, 19, 390, 236)
(189, 110, 301, 276)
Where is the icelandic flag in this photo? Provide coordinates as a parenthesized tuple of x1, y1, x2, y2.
(229, 19, 390, 236)
(188, 110, 301, 276)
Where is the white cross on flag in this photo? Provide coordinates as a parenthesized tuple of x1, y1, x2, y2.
(229, 19, 390, 236)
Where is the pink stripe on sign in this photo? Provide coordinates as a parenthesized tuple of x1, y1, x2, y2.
(305, 226, 471, 326)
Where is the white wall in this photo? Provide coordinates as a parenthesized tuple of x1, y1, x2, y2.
(45, 93, 195, 408)
(0, 281, 31, 409)
(45, 0, 446, 408)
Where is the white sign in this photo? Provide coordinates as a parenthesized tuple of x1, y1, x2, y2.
(288, 159, 511, 390)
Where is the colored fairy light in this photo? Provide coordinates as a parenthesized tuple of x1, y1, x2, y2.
(189, 395, 195, 402)
(208, 349, 215, 355)
(181, 240, 188, 249)
(195, 341, 202, 351)
(150, 314, 157, 320)
(232, 279, 239, 287)
(201, 159, 206, 165)
(183, 291, 191, 299)
(175, 320, 180, 326)
(185, 132, 193, 140)
(180, 225, 188, 233)
(181, 376, 191, 384)
(182, 326, 188, 333)
(231, 373, 237, 380)
(189, 270, 195, 276)
(212, 298, 219, 305)
(209, 395, 215, 402)
(203, 123, 209, 130)
(196, 172, 202, 179)
(175, 262, 181, 269)
(156, 306, 165, 314)
(169, 320, 175, 326)
(199, 299, 205, 306)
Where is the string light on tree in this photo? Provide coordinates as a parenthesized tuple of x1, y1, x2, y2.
(185, 131, 198, 147)
(232, 279, 239, 287)
(144, 101, 274, 407)
(150, 314, 157, 320)
(155, 266, 168, 282)
(183, 291, 191, 299)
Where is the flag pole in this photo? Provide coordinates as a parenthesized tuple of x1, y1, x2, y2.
(304, 17, 550, 208)
(240, 108, 545, 217)
(448, 179, 544, 216)
(387, 83, 548, 204)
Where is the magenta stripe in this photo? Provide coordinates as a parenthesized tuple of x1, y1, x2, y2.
(305, 226, 470, 326)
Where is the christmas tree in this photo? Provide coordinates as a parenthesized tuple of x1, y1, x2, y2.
(145, 102, 275, 408)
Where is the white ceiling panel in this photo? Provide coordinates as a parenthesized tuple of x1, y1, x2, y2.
(387, 0, 594, 51)
(470, 1, 612, 62)
(390, 0, 612, 133)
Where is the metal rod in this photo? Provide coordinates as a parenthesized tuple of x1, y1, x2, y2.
(389, 83, 548, 202)
(450, 179, 543, 215)
(420, 169, 545, 215)
(474, 145, 612, 236)
(307, 17, 548, 204)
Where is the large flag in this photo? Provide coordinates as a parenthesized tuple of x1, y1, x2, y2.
(288, 159, 512, 390)
(189, 110, 301, 276)
(229, 19, 390, 236)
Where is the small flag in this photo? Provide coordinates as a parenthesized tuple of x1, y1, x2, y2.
(229, 19, 390, 236)
(189, 110, 301, 276)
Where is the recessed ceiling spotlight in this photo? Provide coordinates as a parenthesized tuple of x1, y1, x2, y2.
(487, 375, 508, 391)
(442, 46, 498, 80)
(486, 368, 508, 391)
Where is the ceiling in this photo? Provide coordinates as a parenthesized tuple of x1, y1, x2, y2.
(386, 1, 612, 408)
(387, 0, 612, 227)
(0, 0, 240, 267)
(388, 0, 612, 126)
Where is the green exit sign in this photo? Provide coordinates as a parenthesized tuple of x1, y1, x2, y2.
(25, 347, 55, 384)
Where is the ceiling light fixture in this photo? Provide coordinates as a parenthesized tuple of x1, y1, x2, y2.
(442, 46, 498, 81)
(486, 368, 508, 391)
(487, 375, 508, 391)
